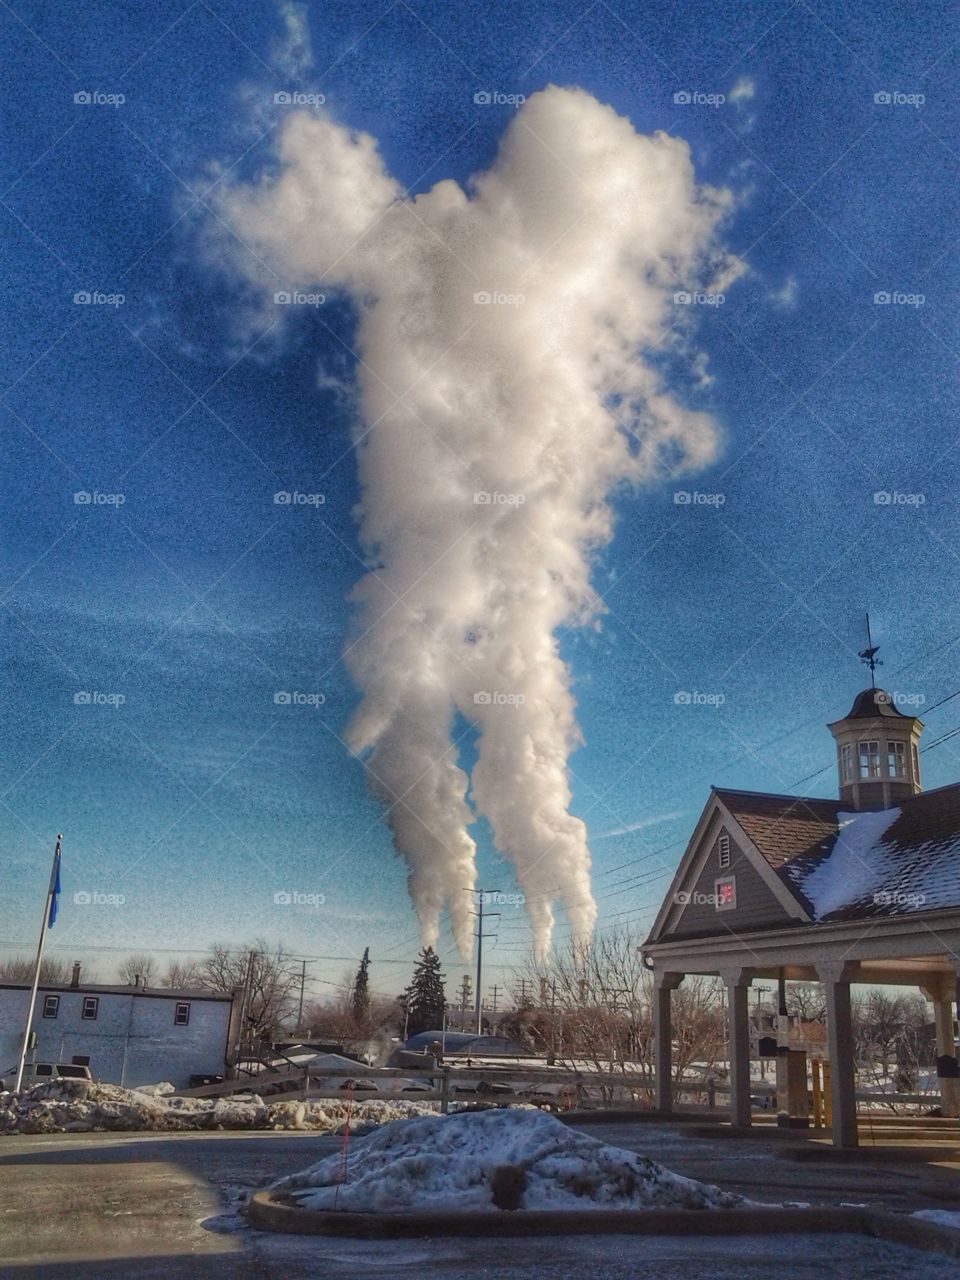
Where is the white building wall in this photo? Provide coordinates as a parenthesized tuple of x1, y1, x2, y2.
(0, 987, 232, 1088)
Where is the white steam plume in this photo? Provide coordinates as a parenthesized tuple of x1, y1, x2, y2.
(214, 86, 738, 960)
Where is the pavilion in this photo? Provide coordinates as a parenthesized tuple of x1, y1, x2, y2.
(641, 683, 960, 1147)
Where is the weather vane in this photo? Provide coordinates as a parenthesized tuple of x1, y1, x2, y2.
(858, 612, 882, 688)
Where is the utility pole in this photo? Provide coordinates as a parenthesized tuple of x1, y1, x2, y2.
(464, 888, 501, 1035)
(518, 978, 530, 1008)
(296, 959, 309, 1032)
(489, 985, 500, 1016)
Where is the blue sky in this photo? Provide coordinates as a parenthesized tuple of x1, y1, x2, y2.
(1, 0, 957, 1003)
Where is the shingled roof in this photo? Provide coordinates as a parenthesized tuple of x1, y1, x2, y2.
(716, 783, 960, 923)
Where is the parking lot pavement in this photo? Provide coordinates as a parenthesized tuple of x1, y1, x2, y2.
(0, 1124, 957, 1279)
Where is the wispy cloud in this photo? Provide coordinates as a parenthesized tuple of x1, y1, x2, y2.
(592, 810, 683, 840)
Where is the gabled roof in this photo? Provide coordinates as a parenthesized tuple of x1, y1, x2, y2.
(715, 782, 960, 923)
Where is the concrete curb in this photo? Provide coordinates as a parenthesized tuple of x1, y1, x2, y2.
(244, 1195, 960, 1255)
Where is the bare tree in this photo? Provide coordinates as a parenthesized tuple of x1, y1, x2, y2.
(202, 940, 299, 1042)
(0, 955, 71, 984)
(161, 959, 204, 989)
(116, 953, 158, 986)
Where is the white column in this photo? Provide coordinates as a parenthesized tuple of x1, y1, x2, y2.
(721, 969, 752, 1128)
(818, 963, 858, 1149)
(653, 973, 683, 1112)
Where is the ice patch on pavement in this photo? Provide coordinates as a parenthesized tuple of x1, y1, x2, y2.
(912, 1209, 960, 1230)
(0, 1079, 438, 1134)
(271, 1107, 745, 1213)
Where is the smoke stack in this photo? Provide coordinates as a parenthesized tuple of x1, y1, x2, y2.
(70, 962, 81, 989)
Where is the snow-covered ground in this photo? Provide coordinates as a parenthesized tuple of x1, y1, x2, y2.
(270, 1107, 746, 1213)
(0, 1078, 439, 1135)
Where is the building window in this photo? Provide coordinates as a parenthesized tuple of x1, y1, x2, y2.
(174, 1002, 191, 1027)
(887, 740, 906, 779)
(840, 743, 853, 782)
(913, 743, 920, 780)
(714, 876, 737, 911)
(42, 994, 59, 1019)
(858, 740, 880, 779)
(81, 996, 99, 1020)
(717, 833, 731, 869)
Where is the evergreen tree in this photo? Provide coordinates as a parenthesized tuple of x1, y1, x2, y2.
(352, 947, 371, 1026)
(403, 946, 447, 1037)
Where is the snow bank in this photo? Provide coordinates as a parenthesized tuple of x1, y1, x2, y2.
(0, 1079, 438, 1135)
(271, 1107, 744, 1213)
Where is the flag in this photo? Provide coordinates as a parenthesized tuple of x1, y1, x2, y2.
(47, 844, 61, 928)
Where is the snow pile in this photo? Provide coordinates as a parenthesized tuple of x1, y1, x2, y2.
(0, 1080, 437, 1135)
(271, 1108, 744, 1214)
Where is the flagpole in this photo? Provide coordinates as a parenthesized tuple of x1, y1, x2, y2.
(14, 835, 62, 1093)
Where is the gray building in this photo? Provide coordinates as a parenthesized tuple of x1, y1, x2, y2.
(0, 970, 236, 1089)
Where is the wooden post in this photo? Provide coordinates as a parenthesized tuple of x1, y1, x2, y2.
(811, 1056, 822, 1128)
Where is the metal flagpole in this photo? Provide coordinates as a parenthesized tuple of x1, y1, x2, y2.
(14, 835, 62, 1093)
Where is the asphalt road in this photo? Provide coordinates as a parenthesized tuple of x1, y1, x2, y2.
(0, 1125, 955, 1278)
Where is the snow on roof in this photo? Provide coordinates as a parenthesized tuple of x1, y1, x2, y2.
(795, 808, 901, 918)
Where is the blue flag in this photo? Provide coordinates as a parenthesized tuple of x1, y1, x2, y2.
(48, 847, 61, 928)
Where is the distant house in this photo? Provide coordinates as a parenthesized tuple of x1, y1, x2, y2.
(0, 967, 236, 1089)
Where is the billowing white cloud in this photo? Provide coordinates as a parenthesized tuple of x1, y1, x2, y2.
(729, 76, 756, 103)
(210, 87, 739, 959)
(271, 1, 313, 81)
